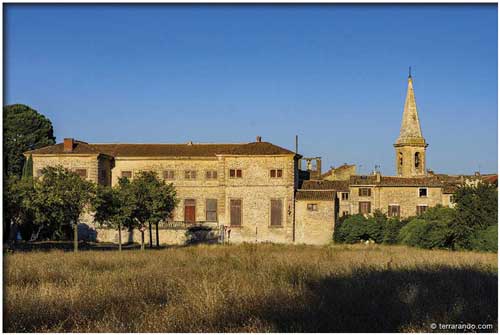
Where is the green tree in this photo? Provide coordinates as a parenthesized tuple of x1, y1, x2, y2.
(450, 183, 498, 249)
(3, 104, 55, 177)
(27, 166, 95, 251)
(128, 171, 178, 250)
(21, 154, 33, 180)
(4, 176, 35, 242)
(382, 218, 406, 244)
(92, 178, 135, 251)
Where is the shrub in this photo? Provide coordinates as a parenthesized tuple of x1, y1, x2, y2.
(382, 218, 406, 244)
(398, 218, 452, 249)
(336, 212, 386, 244)
(469, 225, 498, 252)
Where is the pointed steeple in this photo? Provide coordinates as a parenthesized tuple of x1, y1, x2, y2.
(395, 73, 426, 145)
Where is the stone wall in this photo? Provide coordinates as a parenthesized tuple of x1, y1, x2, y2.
(32, 154, 100, 183)
(295, 199, 335, 245)
(350, 185, 443, 217)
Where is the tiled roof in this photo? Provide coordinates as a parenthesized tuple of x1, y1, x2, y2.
(296, 190, 336, 201)
(25, 140, 297, 157)
(442, 183, 458, 194)
(350, 175, 443, 187)
(300, 180, 349, 191)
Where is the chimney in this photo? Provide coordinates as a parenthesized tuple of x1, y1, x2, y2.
(63, 138, 74, 152)
(256, 136, 262, 142)
(376, 171, 381, 183)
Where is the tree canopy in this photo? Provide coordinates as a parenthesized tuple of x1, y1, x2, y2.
(3, 104, 55, 177)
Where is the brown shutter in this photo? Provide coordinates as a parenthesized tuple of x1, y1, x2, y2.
(270, 199, 283, 226)
(206, 199, 217, 221)
(359, 188, 362, 196)
(229, 169, 235, 177)
(277, 169, 283, 178)
(236, 169, 242, 178)
(368, 188, 371, 197)
(270, 170, 276, 178)
(230, 199, 242, 226)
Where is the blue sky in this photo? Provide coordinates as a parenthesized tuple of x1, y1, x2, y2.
(5, 4, 498, 175)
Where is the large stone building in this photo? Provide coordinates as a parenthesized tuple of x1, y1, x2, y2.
(25, 73, 495, 245)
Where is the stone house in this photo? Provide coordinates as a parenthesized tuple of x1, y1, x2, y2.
(26, 136, 337, 245)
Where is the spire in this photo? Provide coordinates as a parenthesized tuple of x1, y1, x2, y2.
(395, 74, 426, 146)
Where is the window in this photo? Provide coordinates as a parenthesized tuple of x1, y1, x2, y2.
(388, 205, 400, 218)
(270, 199, 283, 226)
(341, 192, 349, 201)
(184, 170, 197, 179)
(307, 203, 318, 211)
(230, 199, 242, 226)
(359, 188, 372, 197)
(121, 171, 132, 179)
(163, 170, 174, 180)
(419, 188, 428, 197)
(450, 195, 455, 203)
(205, 170, 217, 179)
(359, 201, 371, 214)
(206, 199, 217, 222)
(415, 152, 421, 168)
(229, 169, 242, 178)
(416, 205, 428, 216)
(270, 169, 283, 178)
(75, 169, 88, 179)
(342, 211, 349, 217)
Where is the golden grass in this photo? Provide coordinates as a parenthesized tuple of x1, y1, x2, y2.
(4, 244, 498, 332)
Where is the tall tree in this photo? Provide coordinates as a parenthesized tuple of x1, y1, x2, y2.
(92, 178, 135, 251)
(450, 182, 498, 249)
(26, 166, 95, 250)
(3, 104, 55, 177)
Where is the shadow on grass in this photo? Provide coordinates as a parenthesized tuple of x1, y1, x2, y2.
(217, 267, 498, 332)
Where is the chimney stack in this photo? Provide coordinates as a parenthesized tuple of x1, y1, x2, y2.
(64, 138, 74, 152)
(256, 136, 262, 142)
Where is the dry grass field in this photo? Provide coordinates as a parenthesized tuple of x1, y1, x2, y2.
(4, 244, 498, 332)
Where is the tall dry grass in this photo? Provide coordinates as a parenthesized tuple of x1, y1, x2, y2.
(4, 244, 498, 332)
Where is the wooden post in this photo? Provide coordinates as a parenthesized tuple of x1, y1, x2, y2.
(73, 221, 78, 252)
(141, 231, 145, 251)
(155, 222, 159, 248)
(118, 222, 122, 252)
(148, 222, 153, 248)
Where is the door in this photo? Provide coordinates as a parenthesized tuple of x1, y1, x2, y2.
(184, 199, 196, 223)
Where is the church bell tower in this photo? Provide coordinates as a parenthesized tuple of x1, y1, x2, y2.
(394, 70, 428, 177)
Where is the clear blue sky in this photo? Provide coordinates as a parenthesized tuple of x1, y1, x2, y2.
(5, 4, 498, 175)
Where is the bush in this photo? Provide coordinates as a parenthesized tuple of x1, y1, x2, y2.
(382, 218, 406, 244)
(398, 218, 452, 249)
(336, 212, 386, 244)
(469, 225, 498, 252)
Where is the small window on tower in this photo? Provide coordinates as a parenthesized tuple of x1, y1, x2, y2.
(415, 152, 421, 169)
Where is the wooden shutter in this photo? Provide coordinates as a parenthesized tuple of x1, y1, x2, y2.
(230, 199, 242, 226)
(229, 169, 235, 177)
(206, 199, 217, 221)
(271, 199, 283, 226)
(270, 170, 276, 178)
(236, 169, 242, 178)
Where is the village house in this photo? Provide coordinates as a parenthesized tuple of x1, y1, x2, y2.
(24, 73, 495, 245)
